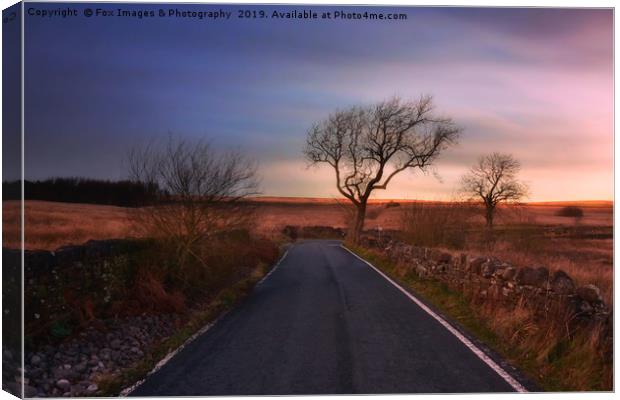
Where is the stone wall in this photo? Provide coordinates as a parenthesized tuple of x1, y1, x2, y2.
(2, 239, 151, 342)
(360, 237, 611, 326)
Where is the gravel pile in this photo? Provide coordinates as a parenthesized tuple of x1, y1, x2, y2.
(24, 314, 180, 397)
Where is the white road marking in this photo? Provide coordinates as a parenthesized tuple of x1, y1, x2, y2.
(257, 249, 289, 285)
(119, 314, 226, 396)
(340, 245, 528, 393)
(120, 249, 289, 396)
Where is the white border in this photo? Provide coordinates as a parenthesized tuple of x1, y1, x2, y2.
(0, 2, 616, 400)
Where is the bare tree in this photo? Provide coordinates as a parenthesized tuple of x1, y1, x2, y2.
(460, 152, 528, 228)
(304, 96, 461, 243)
(128, 136, 259, 271)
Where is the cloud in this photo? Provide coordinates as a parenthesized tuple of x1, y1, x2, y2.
(23, 6, 613, 201)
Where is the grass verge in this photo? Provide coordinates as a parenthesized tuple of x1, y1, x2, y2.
(346, 244, 612, 392)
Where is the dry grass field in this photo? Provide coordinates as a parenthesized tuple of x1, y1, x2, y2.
(4, 198, 613, 390)
(2, 201, 134, 250)
(4, 198, 612, 302)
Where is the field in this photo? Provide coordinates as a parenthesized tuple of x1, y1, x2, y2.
(3, 198, 613, 303)
(4, 198, 613, 392)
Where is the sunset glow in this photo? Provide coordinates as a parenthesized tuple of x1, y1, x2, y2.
(22, 6, 613, 201)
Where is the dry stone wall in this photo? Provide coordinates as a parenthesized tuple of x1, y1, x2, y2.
(360, 237, 610, 326)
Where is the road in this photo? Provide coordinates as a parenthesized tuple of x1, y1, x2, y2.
(130, 240, 525, 395)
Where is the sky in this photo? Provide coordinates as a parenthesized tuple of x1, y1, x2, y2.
(18, 4, 613, 201)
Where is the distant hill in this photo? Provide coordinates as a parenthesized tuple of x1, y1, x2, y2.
(250, 196, 613, 208)
(526, 200, 613, 208)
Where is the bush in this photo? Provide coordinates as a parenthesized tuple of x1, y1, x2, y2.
(556, 206, 584, 219)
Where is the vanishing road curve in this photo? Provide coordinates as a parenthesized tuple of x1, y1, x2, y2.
(130, 240, 526, 395)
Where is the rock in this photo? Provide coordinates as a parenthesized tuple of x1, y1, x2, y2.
(515, 266, 549, 288)
(74, 362, 87, 373)
(24, 384, 38, 397)
(56, 379, 71, 391)
(27, 367, 43, 379)
(459, 253, 467, 269)
(481, 260, 499, 278)
(549, 270, 575, 294)
(110, 339, 122, 349)
(468, 257, 486, 274)
(579, 300, 594, 314)
(577, 284, 602, 303)
(502, 267, 517, 281)
(31, 355, 42, 365)
(86, 384, 98, 394)
(435, 251, 452, 264)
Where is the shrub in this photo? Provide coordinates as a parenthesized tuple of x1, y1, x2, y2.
(556, 206, 584, 219)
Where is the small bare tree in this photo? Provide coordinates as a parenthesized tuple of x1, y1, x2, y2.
(128, 136, 259, 271)
(460, 152, 528, 228)
(304, 96, 461, 243)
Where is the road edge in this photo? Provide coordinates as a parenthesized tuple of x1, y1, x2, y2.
(341, 244, 532, 393)
(118, 248, 290, 396)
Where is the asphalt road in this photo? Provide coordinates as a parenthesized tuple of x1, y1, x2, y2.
(130, 240, 523, 395)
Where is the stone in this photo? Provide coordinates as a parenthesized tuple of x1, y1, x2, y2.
(436, 251, 452, 264)
(86, 384, 98, 394)
(28, 367, 44, 379)
(468, 257, 487, 274)
(459, 253, 467, 269)
(481, 260, 499, 278)
(56, 379, 71, 391)
(24, 384, 38, 398)
(502, 267, 517, 281)
(577, 284, 602, 303)
(549, 270, 575, 294)
(31, 355, 42, 365)
(515, 266, 549, 288)
(74, 362, 87, 373)
(579, 300, 594, 314)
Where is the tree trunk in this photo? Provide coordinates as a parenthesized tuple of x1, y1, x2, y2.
(485, 206, 495, 228)
(352, 204, 367, 244)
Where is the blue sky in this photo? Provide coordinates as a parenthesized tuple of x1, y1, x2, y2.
(21, 4, 613, 200)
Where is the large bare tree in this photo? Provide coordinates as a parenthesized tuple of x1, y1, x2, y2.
(128, 136, 258, 271)
(304, 96, 461, 243)
(460, 152, 528, 228)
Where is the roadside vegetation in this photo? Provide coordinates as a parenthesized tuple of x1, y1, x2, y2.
(398, 202, 612, 304)
(17, 136, 286, 396)
(347, 245, 612, 391)
(95, 258, 275, 396)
